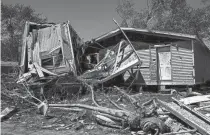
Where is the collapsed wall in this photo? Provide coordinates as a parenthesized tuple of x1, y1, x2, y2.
(19, 21, 84, 76)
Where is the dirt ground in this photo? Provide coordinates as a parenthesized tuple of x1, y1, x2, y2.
(1, 79, 177, 135)
(1, 90, 136, 135)
(1, 121, 128, 135)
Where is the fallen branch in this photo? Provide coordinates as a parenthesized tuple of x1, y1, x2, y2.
(114, 86, 137, 105)
(105, 94, 124, 110)
(83, 83, 101, 107)
(48, 103, 133, 119)
(51, 107, 84, 112)
(95, 112, 126, 122)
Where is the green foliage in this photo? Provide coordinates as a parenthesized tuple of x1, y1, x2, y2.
(1, 3, 47, 61)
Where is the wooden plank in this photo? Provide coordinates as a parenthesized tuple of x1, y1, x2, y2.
(171, 49, 193, 54)
(157, 99, 210, 135)
(34, 63, 57, 76)
(180, 95, 210, 105)
(172, 60, 193, 64)
(172, 71, 193, 74)
(172, 65, 193, 69)
(1, 107, 18, 122)
(172, 63, 193, 67)
(171, 53, 193, 58)
(33, 63, 44, 78)
(173, 97, 210, 125)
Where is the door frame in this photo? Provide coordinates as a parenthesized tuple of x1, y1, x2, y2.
(155, 45, 172, 85)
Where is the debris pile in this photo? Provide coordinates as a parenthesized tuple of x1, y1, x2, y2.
(1, 19, 210, 135)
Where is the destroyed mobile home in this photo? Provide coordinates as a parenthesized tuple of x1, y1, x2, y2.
(2, 20, 210, 134)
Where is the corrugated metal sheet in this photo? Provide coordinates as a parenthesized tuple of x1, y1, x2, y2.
(171, 46, 194, 84)
(32, 42, 41, 65)
(38, 24, 62, 53)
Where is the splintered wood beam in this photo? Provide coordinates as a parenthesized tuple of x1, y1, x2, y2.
(113, 41, 123, 72)
(48, 103, 133, 118)
(117, 51, 134, 67)
(172, 97, 210, 125)
(34, 63, 44, 78)
(156, 99, 210, 135)
(113, 19, 141, 63)
(38, 65, 58, 76)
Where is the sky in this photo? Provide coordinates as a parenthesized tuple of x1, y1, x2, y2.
(2, 0, 205, 41)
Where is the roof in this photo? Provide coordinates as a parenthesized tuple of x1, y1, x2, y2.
(1, 61, 18, 67)
(94, 27, 197, 42)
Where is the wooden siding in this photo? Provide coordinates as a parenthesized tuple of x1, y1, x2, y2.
(171, 46, 194, 85)
(127, 48, 157, 85)
(137, 49, 150, 85)
(123, 42, 195, 86)
(137, 49, 150, 67)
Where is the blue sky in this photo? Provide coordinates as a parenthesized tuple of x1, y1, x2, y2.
(2, 0, 204, 41)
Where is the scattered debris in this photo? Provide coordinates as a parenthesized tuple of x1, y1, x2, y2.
(1, 19, 210, 135)
(180, 95, 210, 105)
(157, 97, 210, 135)
(1, 107, 18, 122)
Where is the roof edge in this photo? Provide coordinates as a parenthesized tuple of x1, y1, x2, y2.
(94, 27, 197, 42)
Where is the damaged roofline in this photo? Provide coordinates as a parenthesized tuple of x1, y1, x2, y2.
(93, 27, 197, 42)
(25, 21, 55, 27)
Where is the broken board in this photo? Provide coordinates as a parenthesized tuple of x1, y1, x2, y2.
(34, 62, 44, 78)
(1, 107, 18, 122)
(180, 95, 210, 105)
(157, 99, 210, 135)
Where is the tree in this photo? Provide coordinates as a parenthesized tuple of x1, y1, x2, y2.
(116, 0, 210, 42)
(1, 3, 47, 61)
